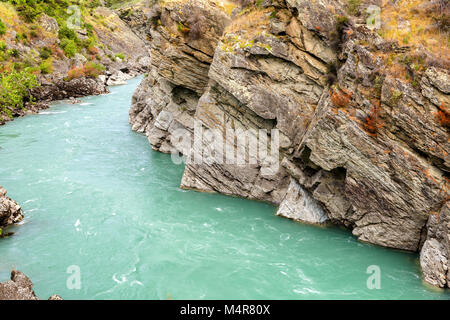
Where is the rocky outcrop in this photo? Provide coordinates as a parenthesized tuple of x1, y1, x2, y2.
(0, 270, 62, 300)
(0, 186, 23, 230)
(131, 0, 449, 288)
(276, 178, 328, 224)
(32, 77, 109, 102)
(421, 202, 449, 288)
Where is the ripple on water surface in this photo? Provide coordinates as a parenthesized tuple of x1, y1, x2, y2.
(0, 77, 449, 300)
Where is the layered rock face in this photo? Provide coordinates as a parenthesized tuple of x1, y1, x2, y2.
(0, 186, 23, 229)
(0, 270, 62, 300)
(129, 0, 230, 154)
(130, 0, 449, 288)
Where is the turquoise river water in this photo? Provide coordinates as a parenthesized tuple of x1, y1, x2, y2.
(0, 76, 449, 300)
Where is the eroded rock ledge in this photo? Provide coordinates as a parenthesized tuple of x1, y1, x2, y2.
(129, 0, 449, 288)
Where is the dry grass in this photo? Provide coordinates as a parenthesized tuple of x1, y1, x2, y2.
(226, 7, 272, 36)
(330, 86, 353, 108)
(435, 102, 450, 128)
(379, 0, 449, 57)
(218, 1, 238, 16)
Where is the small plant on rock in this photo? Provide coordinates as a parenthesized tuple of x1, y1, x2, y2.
(363, 101, 384, 137)
(329, 86, 352, 108)
(435, 102, 450, 128)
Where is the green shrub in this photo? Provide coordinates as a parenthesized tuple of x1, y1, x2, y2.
(0, 67, 39, 114)
(0, 18, 7, 35)
(347, 0, 362, 15)
(0, 41, 7, 51)
(16, 32, 28, 43)
(81, 36, 96, 49)
(67, 61, 105, 80)
(39, 46, 52, 59)
(60, 38, 77, 57)
(7, 48, 20, 58)
(15, 3, 40, 23)
(58, 25, 79, 43)
(39, 58, 53, 74)
(114, 52, 125, 60)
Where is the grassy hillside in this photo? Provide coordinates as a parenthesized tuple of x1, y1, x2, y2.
(0, 0, 140, 119)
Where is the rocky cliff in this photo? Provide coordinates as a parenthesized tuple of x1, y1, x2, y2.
(130, 0, 449, 288)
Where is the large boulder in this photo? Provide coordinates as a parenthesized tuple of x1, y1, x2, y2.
(420, 202, 449, 288)
(0, 186, 23, 229)
(0, 270, 62, 300)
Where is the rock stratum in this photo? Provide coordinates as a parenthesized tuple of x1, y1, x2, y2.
(129, 0, 449, 289)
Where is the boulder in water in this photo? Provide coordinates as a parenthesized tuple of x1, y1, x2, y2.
(0, 270, 63, 300)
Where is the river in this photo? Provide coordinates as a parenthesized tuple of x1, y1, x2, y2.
(0, 76, 448, 299)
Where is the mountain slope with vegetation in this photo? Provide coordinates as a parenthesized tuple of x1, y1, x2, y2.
(0, 0, 150, 124)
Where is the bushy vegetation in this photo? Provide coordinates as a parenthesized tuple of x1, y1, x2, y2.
(3, 0, 99, 58)
(329, 86, 352, 108)
(0, 67, 38, 116)
(66, 61, 104, 80)
(0, 17, 6, 35)
(347, 0, 361, 15)
(114, 52, 125, 60)
(5, 0, 71, 24)
(39, 58, 53, 74)
(60, 38, 77, 57)
(38, 46, 52, 59)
